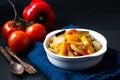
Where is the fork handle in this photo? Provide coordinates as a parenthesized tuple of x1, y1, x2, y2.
(0, 46, 14, 64)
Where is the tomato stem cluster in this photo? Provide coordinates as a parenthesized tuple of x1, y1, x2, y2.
(2, 0, 47, 52)
(8, 0, 33, 28)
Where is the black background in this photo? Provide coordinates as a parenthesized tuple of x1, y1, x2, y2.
(0, 0, 120, 80)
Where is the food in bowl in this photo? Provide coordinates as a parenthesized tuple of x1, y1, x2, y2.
(48, 29, 102, 57)
(43, 28, 107, 70)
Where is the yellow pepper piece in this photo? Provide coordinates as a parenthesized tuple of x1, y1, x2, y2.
(67, 40, 82, 45)
(80, 35, 90, 47)
(87, 46, 95, 54)
(59, 42, 68, 56)
(64, 33, 71, 41)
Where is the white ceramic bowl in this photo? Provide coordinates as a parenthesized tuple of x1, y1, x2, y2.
(43, 28, 107, 70)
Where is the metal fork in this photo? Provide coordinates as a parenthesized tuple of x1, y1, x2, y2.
(5, 46, 37, 74)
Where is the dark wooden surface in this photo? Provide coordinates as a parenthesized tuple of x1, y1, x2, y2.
(0, 0, 120, 80)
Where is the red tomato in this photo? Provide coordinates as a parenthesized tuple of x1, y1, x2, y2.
(25, 23, 46, 42)
(8, 31, 30, 53)
(2, 20, 25, 39)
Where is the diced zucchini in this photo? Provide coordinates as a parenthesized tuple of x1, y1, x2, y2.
(92, 40, 102, 51)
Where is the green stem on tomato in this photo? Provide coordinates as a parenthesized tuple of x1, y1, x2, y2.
(8, 0, 17, 22)
(7, 0, 33, 28)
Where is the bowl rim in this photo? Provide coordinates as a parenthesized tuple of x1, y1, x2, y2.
(43, 28, 107, 59)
